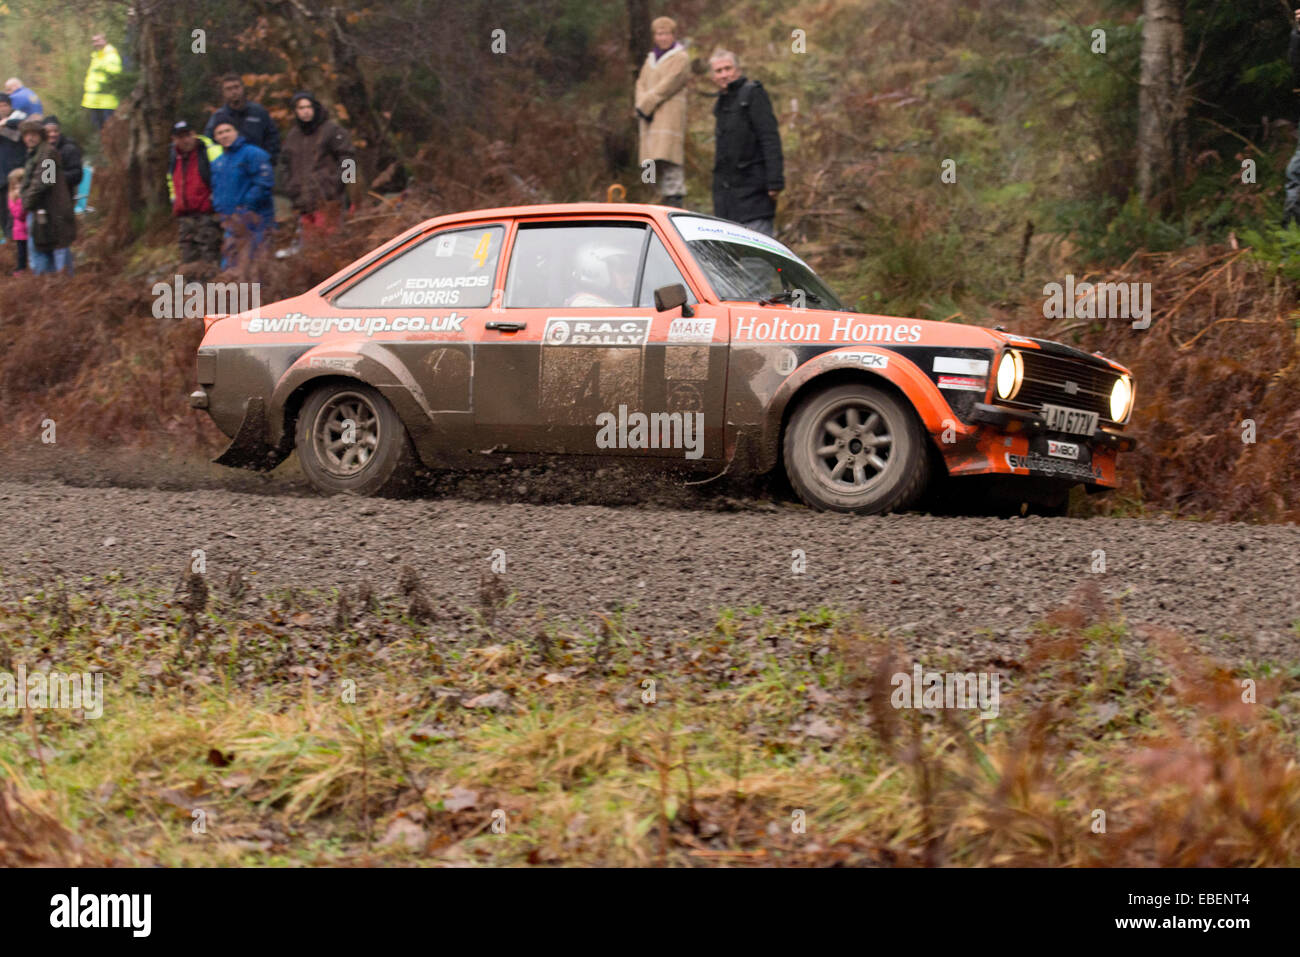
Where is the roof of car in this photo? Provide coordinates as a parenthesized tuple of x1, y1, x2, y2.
(429, 202, 694, 225)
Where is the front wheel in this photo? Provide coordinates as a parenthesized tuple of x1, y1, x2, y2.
(783, 383, 929, 514)
(295, 382, 417, 496)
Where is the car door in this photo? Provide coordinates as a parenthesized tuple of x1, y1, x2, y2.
(475, 218, 726, 460)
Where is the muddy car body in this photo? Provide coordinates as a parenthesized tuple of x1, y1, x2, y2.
(192, 203, 1136, 513)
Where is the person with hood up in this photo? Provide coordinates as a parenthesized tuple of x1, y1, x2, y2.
(0, 93, 28, 240)
(19, 117, 76, 275)
(281, 90, 355, 244)
(209, 119, 275, 269)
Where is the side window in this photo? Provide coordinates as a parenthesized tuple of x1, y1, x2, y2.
(334, 225, 503, 309)
(637, 232, 697, 307)
(505, 224, 645, 308)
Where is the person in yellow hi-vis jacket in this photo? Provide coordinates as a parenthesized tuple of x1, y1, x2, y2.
(82, 34, 122, 132)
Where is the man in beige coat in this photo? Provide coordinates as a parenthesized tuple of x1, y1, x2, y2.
(635, 16, 688, 207)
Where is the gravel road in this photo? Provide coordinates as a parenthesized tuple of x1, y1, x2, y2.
(2, 455, 1298, 664)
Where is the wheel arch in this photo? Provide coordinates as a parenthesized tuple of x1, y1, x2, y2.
(269, 345, 435, 453)
(756, 349, 964, 474)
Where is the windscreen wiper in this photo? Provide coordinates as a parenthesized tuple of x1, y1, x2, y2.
(758, 289, 823, 307)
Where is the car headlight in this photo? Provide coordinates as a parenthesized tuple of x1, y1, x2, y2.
(995, 350, 1023, 400)
(1110, 375, 1133, 421)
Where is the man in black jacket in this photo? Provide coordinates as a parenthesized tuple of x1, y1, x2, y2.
(710, 50, 784, 236)
(203, 74, 281, 166)
(43, 116, 83, 202)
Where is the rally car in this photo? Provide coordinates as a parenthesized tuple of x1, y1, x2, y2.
(191, 203, 1137, 514)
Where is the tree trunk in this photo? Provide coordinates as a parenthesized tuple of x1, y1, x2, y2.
(627, 0, 650, 73)
(123, 0, 180, 217)
(1137, 0, 1187, 209)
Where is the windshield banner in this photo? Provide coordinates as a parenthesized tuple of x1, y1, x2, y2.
(671, 216, 810, 268)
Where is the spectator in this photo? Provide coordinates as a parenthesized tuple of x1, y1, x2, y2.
(42, 115, 83, 202)
(7, 168, 27, 274)
(1286, 10, 1300, 226)
(709, 50, 784, 237)
(282, 91, 354, 243)
(204, 75, 281, 166)
(81, 33, 123, 131)
(0, 93, 28, 241)
(634, 16, 689, 208)
(19, 117, 76, 275)
(3, 78, 42, 116)
(166, 120, 223, 264)
(209, 119, 274, 269)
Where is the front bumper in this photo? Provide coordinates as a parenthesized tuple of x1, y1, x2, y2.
(968, 402, 1137, 452)
(940, 403, 1135, 488)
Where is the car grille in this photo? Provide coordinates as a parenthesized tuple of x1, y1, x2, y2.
(1008, 351, 1121, 423)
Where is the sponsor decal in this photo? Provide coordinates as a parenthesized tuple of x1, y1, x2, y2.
(246, 311, 466, 337)
(667, 317, 716, 343)
(434, 234, 456, 257)
(933, 356, 990, 376)
(595, 405, 704, 459)
(1047, 439, 1080, 459)
(307, 356, 358, 372)
(937, 374, 985, 392)
(1005, 452, 1101, 482)
(379, 274, 489, 307)
(831, 351, 889, 369)
(544, 317, 650, 346)
(773, 348, 799, 375)
(734, 315, 923, 344)
(672, 215, 810, 267)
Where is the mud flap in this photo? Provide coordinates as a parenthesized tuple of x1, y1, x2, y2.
(214, 397, 285, 471)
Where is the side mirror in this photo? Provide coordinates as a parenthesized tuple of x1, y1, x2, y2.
(653, 283, 693, 317)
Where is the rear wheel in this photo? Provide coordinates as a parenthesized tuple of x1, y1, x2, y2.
(295, 382, 417, 496)
(783, 383, 929, 514)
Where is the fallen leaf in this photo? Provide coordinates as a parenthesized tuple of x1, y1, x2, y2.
(443, 787, 479, 812)
(378, 817, 425, 851)
(463, 690, 510, 711)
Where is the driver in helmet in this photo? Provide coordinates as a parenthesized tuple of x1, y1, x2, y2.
(566, 241, 637, 307)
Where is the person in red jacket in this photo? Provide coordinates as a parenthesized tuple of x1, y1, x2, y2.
(166, 120, 222, 264)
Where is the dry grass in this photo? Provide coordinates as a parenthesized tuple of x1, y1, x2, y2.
(1, 578, 1296, 866)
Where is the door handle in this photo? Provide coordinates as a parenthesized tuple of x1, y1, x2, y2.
(485, 320, 526, 332)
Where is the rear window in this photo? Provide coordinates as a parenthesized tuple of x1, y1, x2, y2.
(334, 225, 504, 309)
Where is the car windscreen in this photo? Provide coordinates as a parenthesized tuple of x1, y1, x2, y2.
(670, 215, 845, 310)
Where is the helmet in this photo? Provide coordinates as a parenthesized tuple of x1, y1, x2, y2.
(574, 242, 634, 288)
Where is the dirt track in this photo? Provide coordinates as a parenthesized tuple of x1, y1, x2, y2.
(2, 453, 1298, 664)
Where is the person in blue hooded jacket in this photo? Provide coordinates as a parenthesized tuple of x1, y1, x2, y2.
(209, 119, 275, 269)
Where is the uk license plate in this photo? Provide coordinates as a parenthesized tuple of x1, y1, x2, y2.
(1041, 404, 1098, 435)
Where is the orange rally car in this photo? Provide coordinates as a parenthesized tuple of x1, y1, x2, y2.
(191, 203, 1137, 514)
